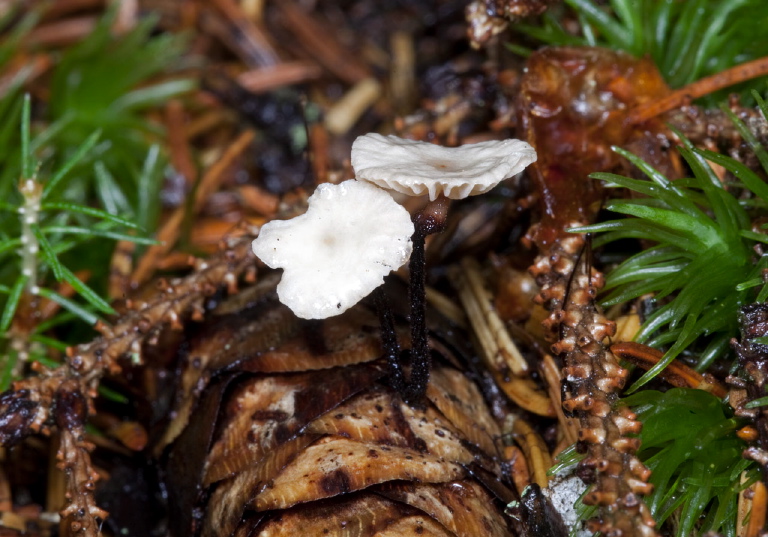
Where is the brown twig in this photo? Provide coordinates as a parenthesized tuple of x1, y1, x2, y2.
(530, 232, 657, 537)
(611, 342, 727, 398)
(189, 217, 261, 253)
(389, 31, 416, 115)
(41, 0, 104, 21)
(272, 2, 372, 85)
(108, 240, 136, 300)
(0, 54, 52, 100)
(512, 418, 552, 488)
(165, 99, 197, 187)
(112, 0, 138, 34)
(541, 353, 579, 445)
(209, 0, 279, 67)
(628, 56, 768, 124)
(324, 78, 382, 135)
(25, 16, 99, 48)
(236, 184, 279, 217)
(0, 234, 258, 537)
(237, 61, 322, 94)
(747, 481, 768, 537)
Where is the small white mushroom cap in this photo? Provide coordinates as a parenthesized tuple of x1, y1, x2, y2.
(351, 133, 537, 201)
(251, 179, 414, 320)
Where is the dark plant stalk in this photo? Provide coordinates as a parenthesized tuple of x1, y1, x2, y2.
(405, 225, 428, 407)
(373, 286, 404, 394)
(404, 195, 449, 407)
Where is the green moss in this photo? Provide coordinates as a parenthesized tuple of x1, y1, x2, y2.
(575, 94, 768, 387)
(624, 388, 755, 537)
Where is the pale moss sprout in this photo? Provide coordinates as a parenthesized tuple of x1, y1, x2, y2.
(10, 169, 43, 370)
(19, 178, 42, 291)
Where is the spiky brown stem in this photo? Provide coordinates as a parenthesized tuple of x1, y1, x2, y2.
(529, 227, 657, 537)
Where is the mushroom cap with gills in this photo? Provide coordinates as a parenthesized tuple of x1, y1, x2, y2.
(351, 133, 537, 201)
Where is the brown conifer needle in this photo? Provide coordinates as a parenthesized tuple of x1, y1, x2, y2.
(629, 56, 768, 124)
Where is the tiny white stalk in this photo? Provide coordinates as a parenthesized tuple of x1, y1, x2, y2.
(18, 179, 42, 292)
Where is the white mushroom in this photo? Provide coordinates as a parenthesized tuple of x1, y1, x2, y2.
(251, 179, 414, 320)
(351, 133, 537, 201)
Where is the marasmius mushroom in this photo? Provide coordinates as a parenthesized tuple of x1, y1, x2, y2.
(352, 133, 537, 405)
(251, 179, 414, 320)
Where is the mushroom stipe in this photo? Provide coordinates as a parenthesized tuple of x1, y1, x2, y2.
(373, 286, 405, 395)
(404, 195, 450, 406)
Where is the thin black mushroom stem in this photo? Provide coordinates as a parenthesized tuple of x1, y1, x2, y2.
(404, 194, 450, 407)
(373, 286, 404, 394)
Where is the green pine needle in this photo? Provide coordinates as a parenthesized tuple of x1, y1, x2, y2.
(0, 5, 196, 389)
(623, 388, 755, 537)
(574, 104, 768, 389)
(550, 389, 755, 536)
(34, 287, 100, 327)
(0, 275, 27, 333)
